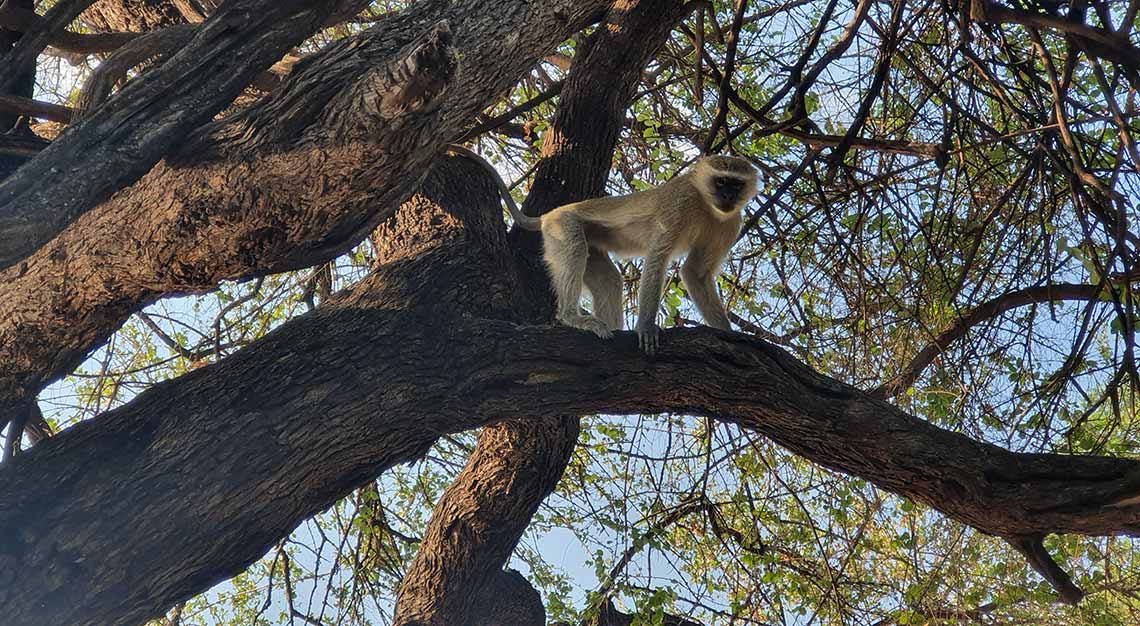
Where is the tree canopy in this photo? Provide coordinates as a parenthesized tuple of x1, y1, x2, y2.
(1, 0, 1139, 625)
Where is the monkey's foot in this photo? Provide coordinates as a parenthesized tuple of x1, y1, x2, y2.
(558, 314, 614, 339)
(636, 322, 661, 355)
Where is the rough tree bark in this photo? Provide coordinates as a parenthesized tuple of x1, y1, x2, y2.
(80, 0, 208, 31)
(391, 412, 578, 626)
(0, 0, 610, 427)
(367, 152, 575, 626)
(5, 131, 1140, 626)
(392, 2, 688, 624)
(467, 569, 548, 626)
(0, 0, 342, 269)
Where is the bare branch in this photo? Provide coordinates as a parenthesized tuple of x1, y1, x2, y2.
(701, 0, 746, 153)
(0, 93, 72, 123)
(1006, 535, 1086, 605)
(459, 80, 563, 142)
(825, 0, 904, 170)
(972, 0, 1140, 79)
(874, 283, 1133, 399)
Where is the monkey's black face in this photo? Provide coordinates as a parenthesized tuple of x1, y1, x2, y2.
(711, 176, 745, 211)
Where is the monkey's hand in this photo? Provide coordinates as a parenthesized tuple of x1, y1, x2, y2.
(636, 321, 661, 355)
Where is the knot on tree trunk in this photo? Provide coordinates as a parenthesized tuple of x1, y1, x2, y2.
(468, 568, 546, 626)
(374, 20, 455, 118)
(318, 19, 457, 142)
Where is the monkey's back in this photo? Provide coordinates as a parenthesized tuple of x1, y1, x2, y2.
(572, 175, 704, 258)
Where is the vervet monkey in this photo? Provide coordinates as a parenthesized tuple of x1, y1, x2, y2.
(446, 146, 757, 354)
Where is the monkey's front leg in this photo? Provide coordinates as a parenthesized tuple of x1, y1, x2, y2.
(681, 253, 732, 331)
(635, 251, 669, 355)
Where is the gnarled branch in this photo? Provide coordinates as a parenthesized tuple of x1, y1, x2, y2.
(0, 0, 339, 270)
(0, 0, 609, 422)
(5, 306, 1137, 625)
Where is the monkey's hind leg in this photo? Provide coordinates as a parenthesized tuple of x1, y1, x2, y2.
(542, 214, 612, 339)
(584, 248, 623, 331)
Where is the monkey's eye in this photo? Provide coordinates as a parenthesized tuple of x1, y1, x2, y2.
(714, 177, 731, 188)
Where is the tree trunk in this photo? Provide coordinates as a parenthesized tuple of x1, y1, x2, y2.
(469, 569, 547, 626)
(392, 417, 578, 626)
(392, 2, 687, 624)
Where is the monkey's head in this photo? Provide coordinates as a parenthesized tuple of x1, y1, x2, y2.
(695, 155, 758, 217)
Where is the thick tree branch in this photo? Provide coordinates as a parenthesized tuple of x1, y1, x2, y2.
(72, 23, 197, 117)
(874, 283, 1124, 398)
(0, 0, 340, 270)
(1, 0, 371, 56)
(0, 0, 99, 93)
(469, 569, 547, 626)
(0, 0, 609, 417)
(2, 156, 1138, 621)
(0, 131, 45, 157)
(378, 155, 577, 626)
(76, 0, 373, 33)
(392, 415, 577, 626)
(3, 4, 1137, 622)
(78, 0, 193, 32)
(1006, 535, 1086, 605)
(6, 298, 1138, 624)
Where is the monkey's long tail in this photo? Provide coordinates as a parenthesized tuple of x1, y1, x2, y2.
(444, 144, 542, 231)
